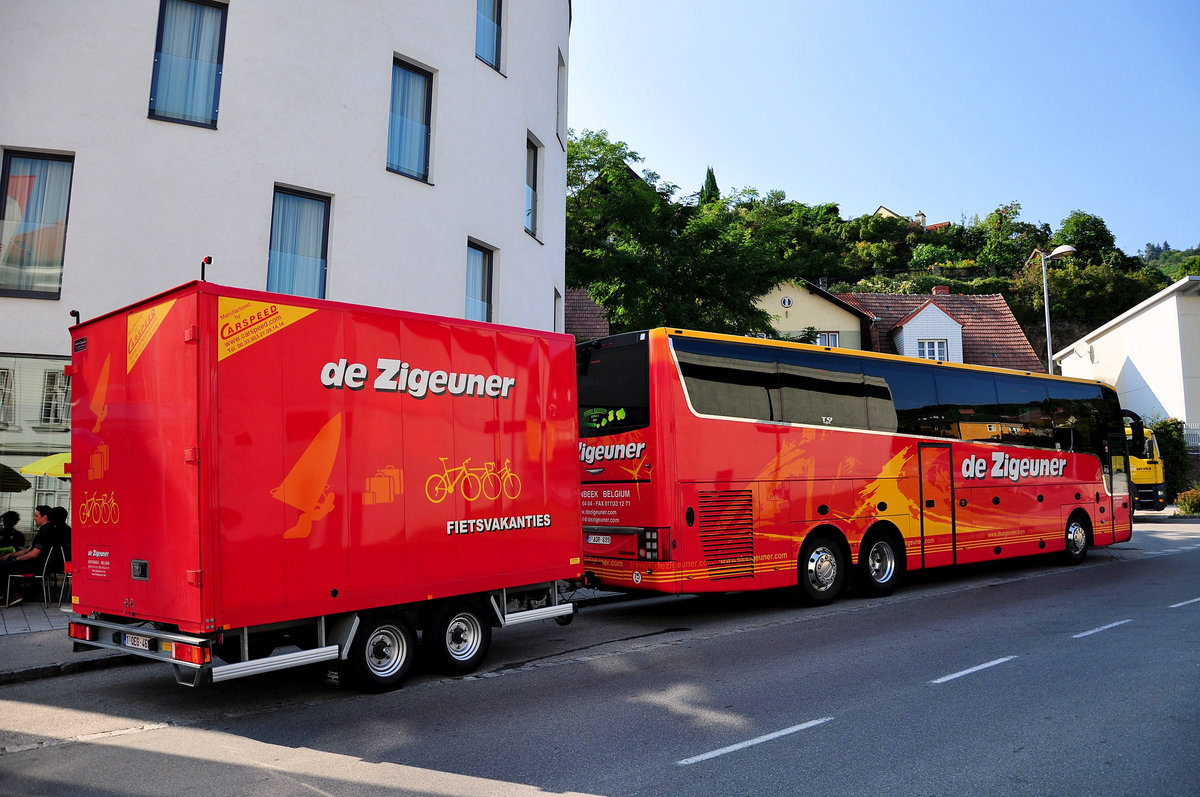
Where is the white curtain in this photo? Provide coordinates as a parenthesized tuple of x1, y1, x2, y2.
(267, 191, 327, 299)
(152, 0, 223, 124)
(1, 155, 73, 294)
(388, 64, 429, 178)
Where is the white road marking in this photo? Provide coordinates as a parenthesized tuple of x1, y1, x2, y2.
(1073, 619, 1132, 638)
(1170, 597, 1200, 608)
(676, 717, 833, 766)
(929, 656, 1017, 684)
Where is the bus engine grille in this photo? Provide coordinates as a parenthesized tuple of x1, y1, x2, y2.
(697, 490, 755, 580)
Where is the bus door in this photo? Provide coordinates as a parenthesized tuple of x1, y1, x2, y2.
(919, 444, 955, 568)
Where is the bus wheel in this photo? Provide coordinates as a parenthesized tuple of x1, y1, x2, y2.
(428, 601, 492, 675)
(346, 612, 416, 691)
(859, 534, 903, 597)
(798, 534, 846, 605)
(1062, 517, 1090, 566)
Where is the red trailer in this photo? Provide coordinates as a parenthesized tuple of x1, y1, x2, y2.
(66, 282, 581, 689)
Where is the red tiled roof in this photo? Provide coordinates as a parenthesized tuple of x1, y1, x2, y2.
(565, 288, 610, 340)
(835, 292, 1045, 372)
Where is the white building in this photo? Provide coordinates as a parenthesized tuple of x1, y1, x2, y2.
(0, 0, 571, 530)
(1055, 276, 1200, 446)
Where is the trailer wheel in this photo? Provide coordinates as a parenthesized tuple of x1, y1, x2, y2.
(428, 601, 492, 675)
(798, 532, 846, 605)
(1062, 515, 1090, 566)
(346, 612, 416, 691)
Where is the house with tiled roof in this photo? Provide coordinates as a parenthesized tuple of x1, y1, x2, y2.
(755, 279, 872, 348)
(837, 287, 1045, 372)
(565, 287, 610, 340)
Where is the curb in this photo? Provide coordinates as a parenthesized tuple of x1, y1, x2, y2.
(0, 652, 149, 686)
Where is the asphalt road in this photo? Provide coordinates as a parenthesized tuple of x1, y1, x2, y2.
(2, 519, 1198, 796)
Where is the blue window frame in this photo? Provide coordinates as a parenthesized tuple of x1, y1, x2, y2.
(388, 61, 432, 180)
(0, 152, 74, 299)
(266, 188, 330, 299)
(148, 0, 227, 128)
(476, 0, 502, 70)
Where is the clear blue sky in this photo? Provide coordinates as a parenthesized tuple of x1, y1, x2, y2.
(567, 0, 1200, 256)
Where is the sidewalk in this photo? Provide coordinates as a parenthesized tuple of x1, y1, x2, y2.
(0, 600, 140, 685)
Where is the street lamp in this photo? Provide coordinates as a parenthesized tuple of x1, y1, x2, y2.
(1037, 244, 1076, 374)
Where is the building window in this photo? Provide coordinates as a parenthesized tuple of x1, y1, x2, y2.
(476, 0, 502, 70)
(918, 339, 947, 361)
(525, 140, 539, 236)
(556, 51, 567, 147)
(39, 369, 70, 427)
(148, 0, 226, 127)
(1, 152, 74, 299)
(466, 243, 493, 322)
(266, 188, 329, 299)
(817, 332, 839, 347)
(0, 368, 13, 427)
(388, 60, 432, 181)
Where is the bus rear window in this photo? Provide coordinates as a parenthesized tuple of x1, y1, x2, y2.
(577, 334, 650, 438)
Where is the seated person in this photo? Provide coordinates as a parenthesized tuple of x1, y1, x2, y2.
(0, 511, 23, 555)
(0, 506, 56, 607)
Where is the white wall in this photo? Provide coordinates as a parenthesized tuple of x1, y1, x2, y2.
(0, 0, 569, 356)
(1057, 278, 1200, 424)
(892, 303, 963, 362)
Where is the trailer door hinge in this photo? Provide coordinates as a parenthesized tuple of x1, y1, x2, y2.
(184, 447, 201, 464)
(183, 325, 200, 343)
(186, 570, 203, 586)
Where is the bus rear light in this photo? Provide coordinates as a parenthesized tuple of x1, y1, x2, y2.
(172, 642, 211, 665)
(69, 623, 96, 642)
(638, 527, 670, 562)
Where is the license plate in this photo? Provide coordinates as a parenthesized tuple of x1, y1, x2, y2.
(587, 534, 611, 545)
(123, 633, 152, 651)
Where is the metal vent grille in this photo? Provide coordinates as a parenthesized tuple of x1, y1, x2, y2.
(697, 490, 754, 580)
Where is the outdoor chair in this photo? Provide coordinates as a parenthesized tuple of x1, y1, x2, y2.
(5, 545, 66, 606)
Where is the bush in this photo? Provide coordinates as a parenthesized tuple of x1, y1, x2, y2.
(1150, 418, 1191, 502)
(1176, 488, 1200, 515)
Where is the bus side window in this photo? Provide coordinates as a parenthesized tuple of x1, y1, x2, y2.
(935, 369, 1000, 442)
(995, 375, 1052, 448)
(860, 360, 939, 436)
(1047, 382, 1103, 454)
(775, 349, 869, 430)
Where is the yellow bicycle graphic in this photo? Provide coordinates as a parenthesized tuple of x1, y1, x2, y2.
(479, 459, 522, 501)
(78, 491, 121, 525)
(425, 457, 522, 503)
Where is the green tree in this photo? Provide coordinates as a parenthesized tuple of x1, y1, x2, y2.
(1150, 418, 1191, 502)
(566, 130, 792, 335)
(1052, 210, 1116, 265)
(698, 166, 720, 205)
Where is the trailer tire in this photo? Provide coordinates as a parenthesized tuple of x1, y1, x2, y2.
(428, 601, 492, 675)
(346, 612, 416, 692)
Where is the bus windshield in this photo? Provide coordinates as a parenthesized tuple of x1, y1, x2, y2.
(577, 333, 650, 438)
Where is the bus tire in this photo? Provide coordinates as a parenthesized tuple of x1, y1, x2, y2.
(346, 612, 416, 692)
(1062, 515, 1090, 566)
(858, 531, 904, 597)
(428, 601, 492, 675)
(798, 532, 846, 605)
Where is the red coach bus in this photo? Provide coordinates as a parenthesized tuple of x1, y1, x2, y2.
(577, 329, 1135, 603)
